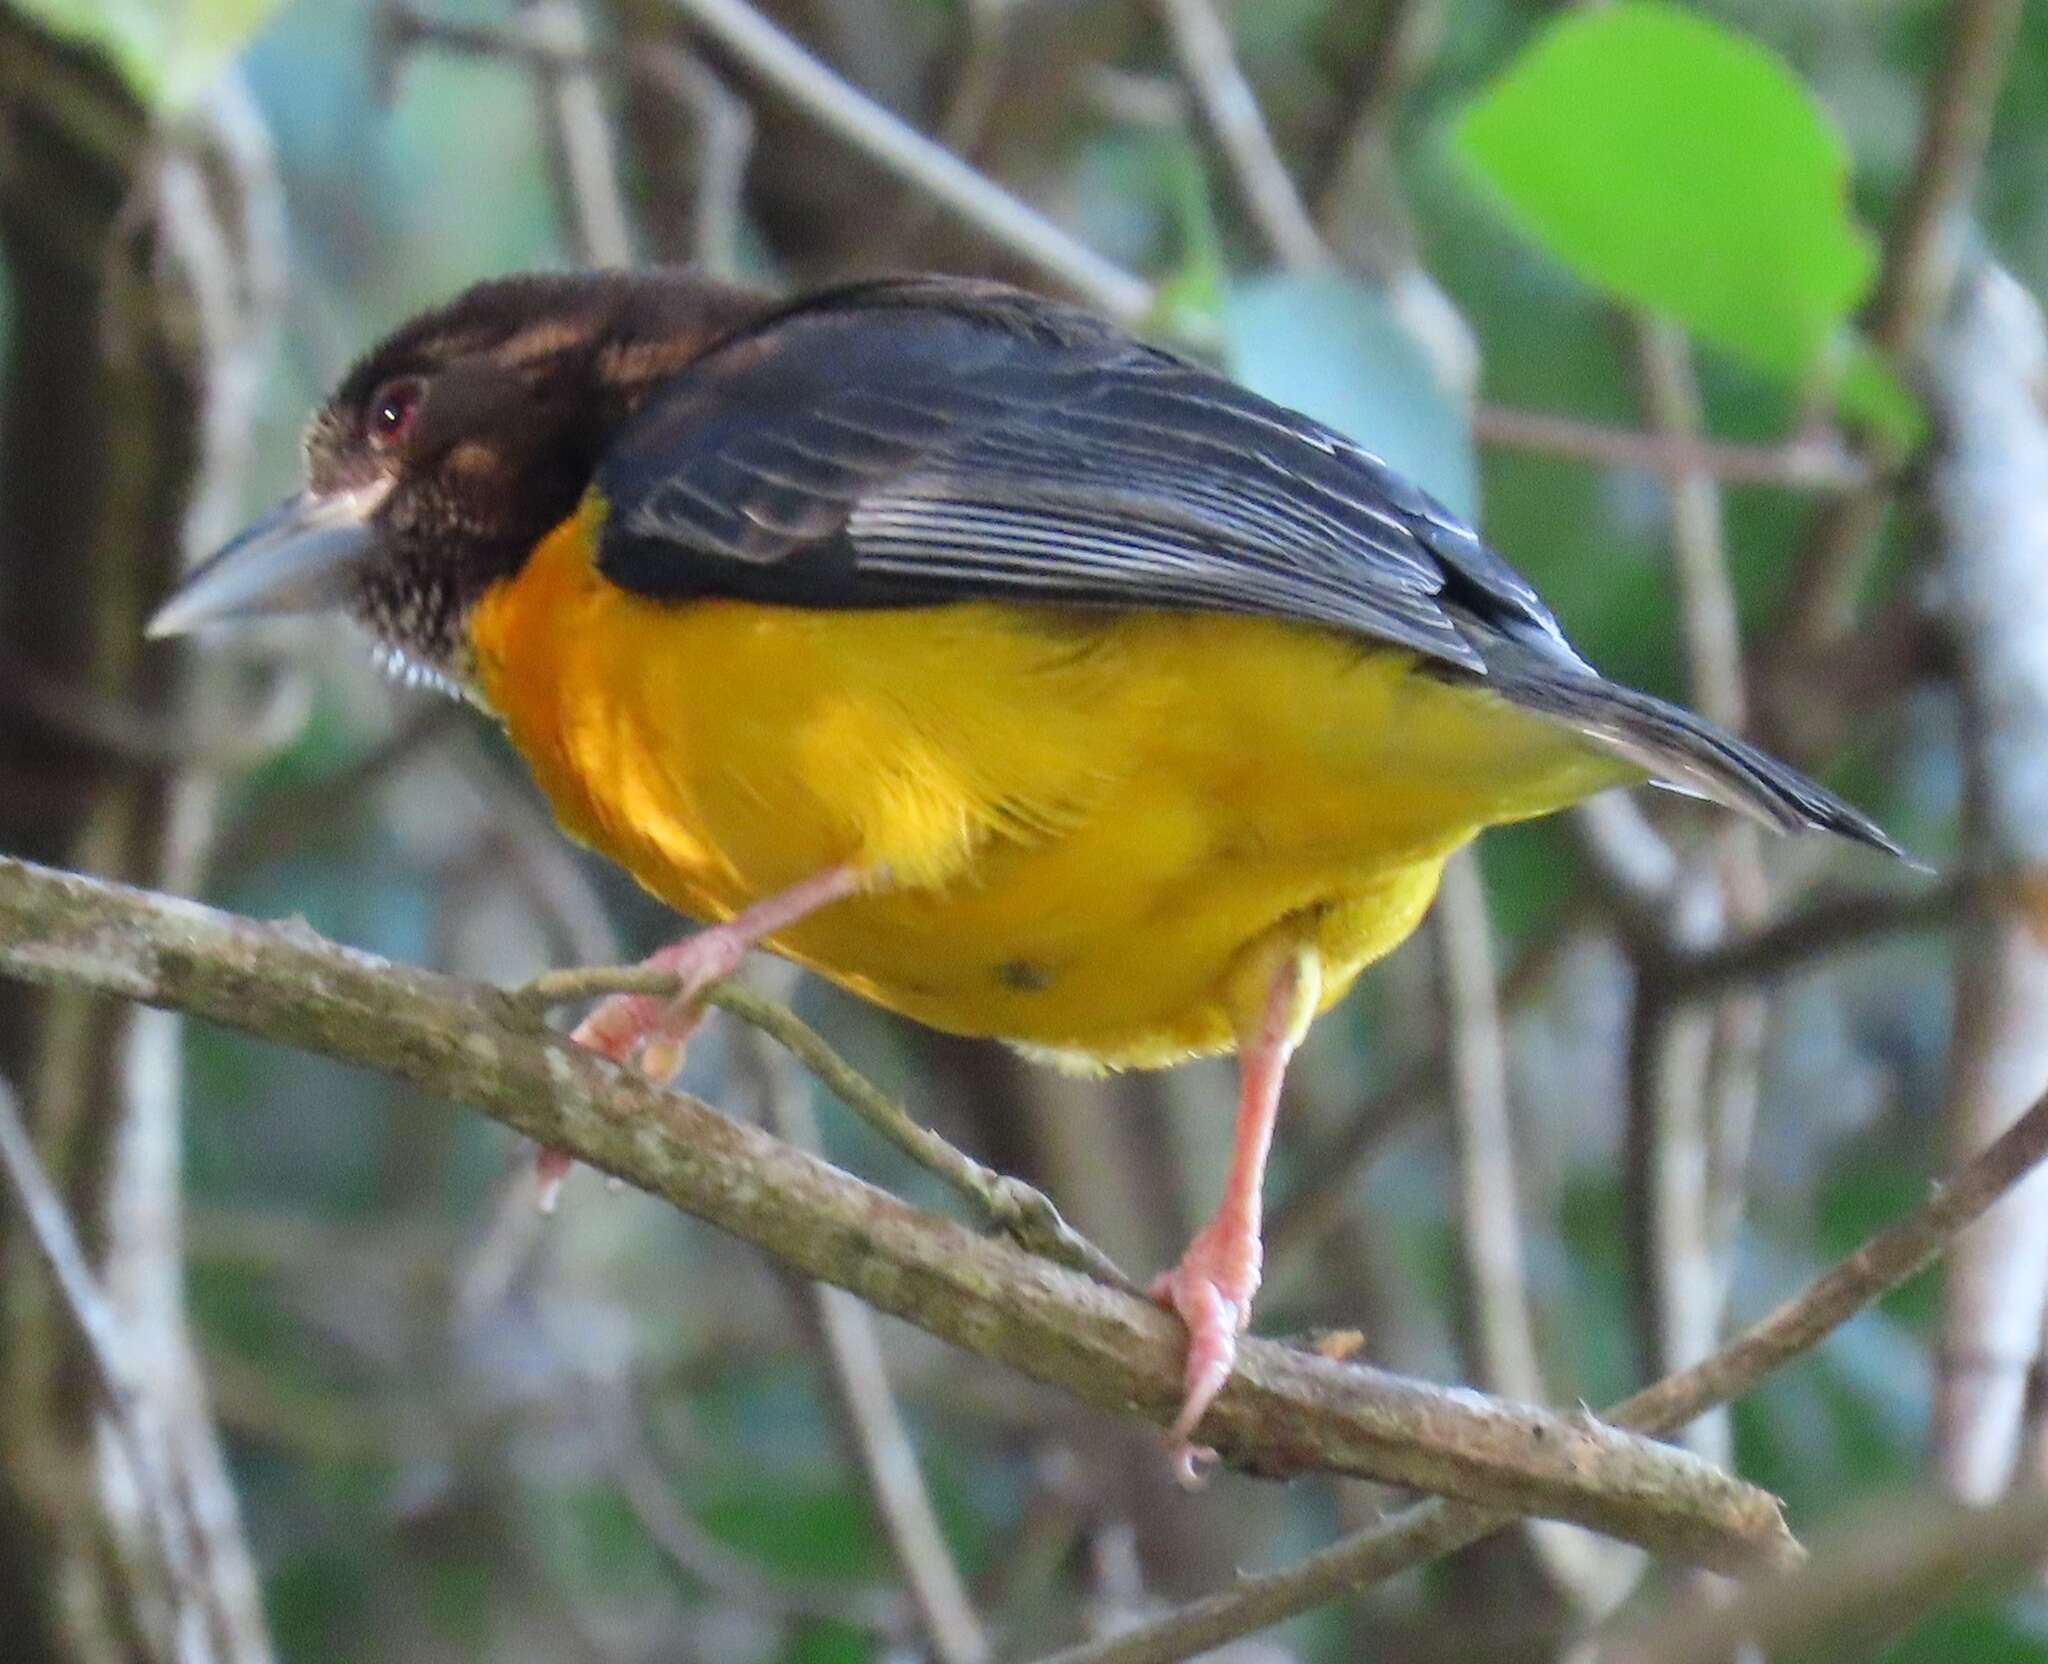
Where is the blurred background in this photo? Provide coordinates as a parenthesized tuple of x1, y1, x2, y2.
(1, 0, 2044, 1659)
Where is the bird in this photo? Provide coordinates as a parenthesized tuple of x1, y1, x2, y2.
(150, 269, 1904, 1477)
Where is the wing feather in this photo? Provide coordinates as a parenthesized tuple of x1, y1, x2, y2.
(595, 280, 1581, 677)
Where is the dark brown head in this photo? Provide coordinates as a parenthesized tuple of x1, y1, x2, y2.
(149, 269, 773, 683)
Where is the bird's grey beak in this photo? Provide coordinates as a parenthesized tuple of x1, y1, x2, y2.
(146, 482, 391, 639)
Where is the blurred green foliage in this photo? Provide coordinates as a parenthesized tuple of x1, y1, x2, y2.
(16, 0, 284, 108)
(6, 0, 2044, 1657)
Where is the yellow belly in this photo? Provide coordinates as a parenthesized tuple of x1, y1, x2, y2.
(467, 507, 1631, 1066)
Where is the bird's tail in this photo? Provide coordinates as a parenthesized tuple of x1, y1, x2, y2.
(1495, 667, 1910, 863)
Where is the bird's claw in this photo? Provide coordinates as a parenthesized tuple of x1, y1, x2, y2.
(1149, 1223, 1261, 1483)
(538, 929, 751, 1213)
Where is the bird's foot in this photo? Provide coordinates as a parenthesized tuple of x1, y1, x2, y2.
(1149, 1218, 1263, 1486)
(571, 929, 751, 1076)
(536, 930, 752, 1212)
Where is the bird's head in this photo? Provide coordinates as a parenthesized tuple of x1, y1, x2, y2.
(149, 269, 771, 684)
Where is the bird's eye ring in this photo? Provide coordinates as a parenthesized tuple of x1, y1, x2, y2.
(366, 376, 425, 448)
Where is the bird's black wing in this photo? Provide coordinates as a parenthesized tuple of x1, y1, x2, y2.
(593, 278, 1906, 859)
(593, 278, 1588, 679)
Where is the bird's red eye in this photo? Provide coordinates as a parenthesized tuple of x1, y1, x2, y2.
(366, 376, 425, 447)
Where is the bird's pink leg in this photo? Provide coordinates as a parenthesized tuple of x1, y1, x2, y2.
(535, 863, 866, 1211)
(1150, 946, 1318, 1483)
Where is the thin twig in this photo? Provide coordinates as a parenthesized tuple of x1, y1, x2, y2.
(1437, 852, 1642, 1613)
(878, 0, 1013, 255)
(1153, 0, 1325, 270)
(1626, 315, 1770, 1487)
(0, 855, 1793, 1564)
(1574, 794, 1684, 934)
(376, 1, 602, 76)
(662, 0, 1153, 320)
(632, 46, 754, 279)
(596, 1378, 908, 1632)
(1865, 0, 2026, 359)
(1033, 1078, 2048, 1664)
(516, 963, 1137, 1292)
(732, 968, 990, 1664)
(1471, 403, 1870, 491)
(1667, 880, 1962, 1000)
(1311, 0, 1476, 392)
(0, 648, 310, 773)
(1266, 909, 1579, 1267)
(0, 1079, 202, 1633)
(1769, 0, 2023, 676)
(521, 0, 637, 266)
(1605, 1486, 2048, 1664)
(208, 705, 457, 875)
(1312, 0, 1434, 219)
(1438, 853, 1544, 1410)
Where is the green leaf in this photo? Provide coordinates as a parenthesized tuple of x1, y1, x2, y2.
(1455, 2, 1878, 389)
(15, 0, 281, 110)
(1222, 271, 1477, 519)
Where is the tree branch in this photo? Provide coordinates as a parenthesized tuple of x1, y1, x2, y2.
(732, 982, 991, 1664)
(1925, 264, 2048, 1502)
(661, 0, 1154, 320)
(1470, 404, 1869, 491)
(1665, 880, 1962, 1001)
(1767, 0, 2023, 695)
(1033, 1059, 2048, 1664)
(0, 852, 1794, 1572)
(1605, 1486, 2048, 1664)
(1153, 0, 1326, 270)
(521, 964, 1137, 1292)
(0, 1081, 209, 1638)
(1436, 851, 1642, 1613)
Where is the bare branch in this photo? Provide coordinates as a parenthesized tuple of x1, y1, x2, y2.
(1313, 0, 1435, 229)
(376, 1, 603, 79)
(631, 45, 754, 278)
(1034, 1064, 2048, 1664)
(522, 0, 637, 265)
(1667, 881, 1962, 1001)
(662, 0, 1154, 320)
(1574, 795, 1684, 925)
(1312, 0, 1477, 392)
(1266, 911, 1579, 1267)
(0, 1080, 204, 1637)
(1866, 0, 2026, 359)
(1606, 1487, 2048, 1664)
(0, 853, 1795, 1570)
(1926, 265, 2048, 1502)
(1153, 0, 1326, 269)
(209, 705, 457, 875)
(733, 981, 990, 1664)
(1770, 0, 2023, 679)
(1625, 314, 1769, 1486)
(520, 964, 1137, 1292)
(595, 1378, 907, 1631)
(1471, 404, 1870, 491)
(0, 647, 309, 773)
(1438, 853, 1544, 1410)
(1437, 852, 1642, 1613)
